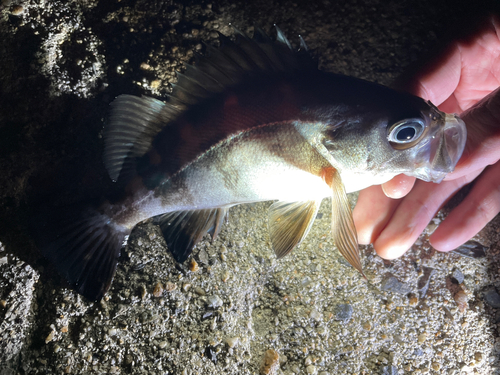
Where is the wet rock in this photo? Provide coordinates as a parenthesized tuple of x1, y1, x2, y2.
(451, 241, 488, 258)
(381, 274, 411, 295)
(484, 290, 500, 309)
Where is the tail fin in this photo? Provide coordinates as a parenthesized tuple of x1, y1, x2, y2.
(32, 204, 128, 301)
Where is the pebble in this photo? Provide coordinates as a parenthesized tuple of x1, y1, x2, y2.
(207, 295, 223, 308)
(153, 282, 164, 297)
(380, 365, 398, 375)
(225, 337, 239, 348)
(198, 249, 209, 264)
(260, 349, 279, 375)
(381, 274, 411, 294)
(334, 303, 353, 321)
(417, 266, 436, 298)
(451, 268, 465, 284)
(306, 365, 317, 374)
(484, 290, 500, 308)
(454, 290, 468, 312)
(165, 281, 177, 292)
(11, 4, 23, 16)
(108, 328, 118, 336)
(189, 259, 200, 272)
(45, 331, 55, 344)
(194, 287, 206, 296)
(417, 333, 427, 343)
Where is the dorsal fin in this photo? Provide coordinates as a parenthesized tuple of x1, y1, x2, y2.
(104, 26, 316, 183)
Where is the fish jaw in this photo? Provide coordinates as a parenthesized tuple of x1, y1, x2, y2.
(412, 112, 467, 183)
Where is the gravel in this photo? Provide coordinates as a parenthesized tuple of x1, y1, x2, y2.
(1, 0, 500, 374)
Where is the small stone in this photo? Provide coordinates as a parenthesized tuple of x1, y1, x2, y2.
(108, 328, 118, 336)
(454, 290, 468, 312)
(139, 62, 151, 70)
(381, 274, 412, 294)
(334, 303, 353, 321)
(362, 322, 372, 331)
(151, 80, 161, 89)
(158, 341, 168, 349)
(222, 270, 230, 282)
(451, 268, 465, 284)
(165, 281, 177, 292)
(198, 249, 209, 265)
(225, 337, 239, 348)
(260, 349, 279, 375)
(191, 28, 200, 36)
(484, 290, 500, 308)
(431, 362, 441, 371)
(417, 266, 436, 298)
(0, 300, 6, 308)
(380, 365, 398, 375)
(306, 365, 317, 374)
(418, 333, 427, 343)
(153, 282, 164, 297)
(194, 287, 206, 296)
(190, 259, 200, 272)
(61, 326, 68, 333)
(207, 295, 223, 308)
(45, 331, 55, 344)
(474, 352, 483, 363)
(11, 4, 23, 16)
(409, 294, 419, 306)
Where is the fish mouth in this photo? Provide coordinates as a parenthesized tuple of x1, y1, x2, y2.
(413, 113, 467, 183)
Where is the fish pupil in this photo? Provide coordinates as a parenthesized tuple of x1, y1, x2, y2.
(397, 126, 416, 141)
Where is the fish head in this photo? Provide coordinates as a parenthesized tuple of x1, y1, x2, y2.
(315, 92, 467, 191)
(383, 100, 466, 183)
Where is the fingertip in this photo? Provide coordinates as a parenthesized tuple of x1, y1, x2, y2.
(373, 240, 410, 260)
(429, 231, 459, 252)
(381, 175, 416, 199)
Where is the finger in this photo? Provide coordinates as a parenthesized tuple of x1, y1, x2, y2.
(372, 176, 471, 259)
(430, 163, 500, 251)
(353, 185, 400, 245)
(381, 174, 416, 199)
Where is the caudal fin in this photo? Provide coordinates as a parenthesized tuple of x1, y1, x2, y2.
(32, 204, 128, 301)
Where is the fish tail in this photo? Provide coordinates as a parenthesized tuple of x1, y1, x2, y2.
(31, 201, 129, 301)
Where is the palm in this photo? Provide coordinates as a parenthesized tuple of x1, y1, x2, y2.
(353, 15, 500, 259)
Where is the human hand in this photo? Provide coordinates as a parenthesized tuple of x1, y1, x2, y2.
(353, 14, 500, 259)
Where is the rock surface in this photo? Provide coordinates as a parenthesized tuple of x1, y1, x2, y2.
(1, 0, 500, 374)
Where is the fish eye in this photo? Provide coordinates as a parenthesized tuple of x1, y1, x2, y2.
(388, 118, 425, 145)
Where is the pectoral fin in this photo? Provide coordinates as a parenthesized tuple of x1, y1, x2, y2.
(155, 207, 228, 263)
(268, 200, 321, 259)
(322, 168, 364, 276)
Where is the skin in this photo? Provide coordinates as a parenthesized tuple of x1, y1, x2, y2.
(353, 14, 500, 259)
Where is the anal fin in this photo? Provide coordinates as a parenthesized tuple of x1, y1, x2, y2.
(155, 208, 228, 263)
(322, 167, 364, 276)
(268, 200, 321, 259)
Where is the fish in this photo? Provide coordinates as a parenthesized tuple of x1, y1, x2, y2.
(32, 27, 467, 301)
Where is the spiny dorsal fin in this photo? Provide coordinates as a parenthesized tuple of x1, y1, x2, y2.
(104, 26, 315, 183)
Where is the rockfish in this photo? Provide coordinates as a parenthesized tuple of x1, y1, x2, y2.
(34, 27, 467, 301)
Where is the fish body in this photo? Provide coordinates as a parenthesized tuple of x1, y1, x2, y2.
(34, 28, 467, 300)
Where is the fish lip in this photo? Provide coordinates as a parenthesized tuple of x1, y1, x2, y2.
(415, 112, 467, 183)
